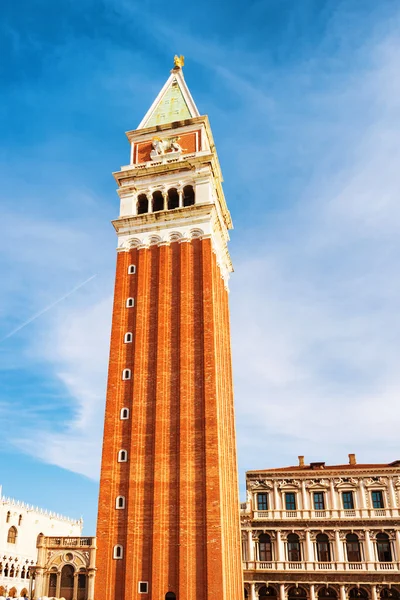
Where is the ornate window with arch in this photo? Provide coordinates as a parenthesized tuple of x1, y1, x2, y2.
(7, 526, 17, 544)
(126, 298, 135, 308)
(318, 588, 338, 600)
(316, 533, 331, 562)
(346, 533, 362, 562)
(349, 588, 368, 598)
(48, 571, 58, 596)
(376, 533, 392, 562)
(152, 190, 164, 212)
(113, 545, 123, 559)
(137, 194, 148, 215)
(258, 533, 273, 561)
(124, 332, 133, 343)
(167, 188, 179, 210)
(259, 586, 277, 599)
(287, 587, 307, 600)
(183, 185, 195, 207)
(287, 533, 301, 561)
(60, 564, 74, 600)
(128, 265, 136, 275)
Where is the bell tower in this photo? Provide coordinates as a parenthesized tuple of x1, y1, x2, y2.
(95, 57, 243, 600)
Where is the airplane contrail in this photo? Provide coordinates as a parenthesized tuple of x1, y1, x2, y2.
(0, 274, 97, 344)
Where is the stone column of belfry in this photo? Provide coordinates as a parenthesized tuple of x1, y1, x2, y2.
(95, 58, 243, 600)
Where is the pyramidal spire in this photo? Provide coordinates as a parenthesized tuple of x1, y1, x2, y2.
(137, 55, 200, 129)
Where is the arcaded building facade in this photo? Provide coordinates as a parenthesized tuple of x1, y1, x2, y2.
(241, 456, 400, 600)
(0, 488, 82, 598)
(95, 57, 243, 600)
(32, 535, 96, 600)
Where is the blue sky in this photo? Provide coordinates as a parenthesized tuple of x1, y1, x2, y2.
(2, 0, 400, 534)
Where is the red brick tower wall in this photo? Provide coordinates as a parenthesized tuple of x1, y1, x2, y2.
(95, 236, 243, 600)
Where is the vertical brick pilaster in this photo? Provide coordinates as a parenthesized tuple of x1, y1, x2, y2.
(95, 238, 243, 600)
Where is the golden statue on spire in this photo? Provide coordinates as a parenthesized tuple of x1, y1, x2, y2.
(173, 55, 185, 69)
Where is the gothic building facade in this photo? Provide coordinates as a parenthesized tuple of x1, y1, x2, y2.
(0, 488, 81, 598)
(241, 456, 400, 600)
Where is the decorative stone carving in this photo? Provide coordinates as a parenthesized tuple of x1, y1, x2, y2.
(248, 479, 273, 490)
(150, 136, 183, 161)
(278, 479, 300, 489)
(305, 479, 330, 489)
(364, 477, 388, 488)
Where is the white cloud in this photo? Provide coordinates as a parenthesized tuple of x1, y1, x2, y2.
(3, 11, 400, 485)
(232, 35, 400, 477)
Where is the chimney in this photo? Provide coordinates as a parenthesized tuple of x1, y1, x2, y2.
(349, 453, 357, 466)
(298, 455, 305, 467)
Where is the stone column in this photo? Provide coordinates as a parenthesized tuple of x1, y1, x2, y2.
(87, 571, 96, 600)
(148, 193, 153, 213)
(56, 572, 61, 598)
(73, 572, 79, 600)
(33, 568, 45, 599)
(276, 530, 285, 564)
(274, 481, 281, 515)
(335, 530, 344, 565)
(163, 191, 168, 211)
(388, 478, 398, 515)
(247, 530, 255, 562)
(249, 582, 257, 600)
(358, 479, 367, 516)
(364, 530, 373, 568)
(395, 530, 400, 562)
(178, 189, 183, 208)
(280, 583, 286, 600)
(340, 585, 347, 600)
(371, 585, 378, 600)
(305, 530, 314, 568)
(310, 584, 316, 600)
(132, 195, 138, 216)
(330, 479, 337, 514)
(301, 481, 309, 515)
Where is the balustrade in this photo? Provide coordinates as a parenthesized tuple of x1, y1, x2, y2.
(252, 507, 398, 520)
(242, 560, 400, 572)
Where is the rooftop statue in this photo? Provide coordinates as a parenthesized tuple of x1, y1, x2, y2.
(173, 54, 185, 69)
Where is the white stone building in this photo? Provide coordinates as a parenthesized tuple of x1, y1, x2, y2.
(241, 456, 400, 600)
(0, 487, 82, 598)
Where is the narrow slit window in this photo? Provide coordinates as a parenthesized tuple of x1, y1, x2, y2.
(118, 450, 128, 463)
(122, 369, 131, 380)
(126, 298, 135, 308)
(120, 408, 129, 420)
(128, 265, 136, 275)
(138, 582, 148, 594)
(113, 545, 123, 559)
(115, 496, 125, 509)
